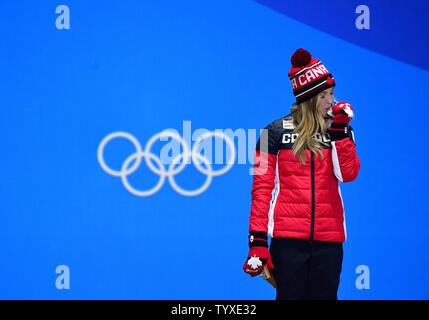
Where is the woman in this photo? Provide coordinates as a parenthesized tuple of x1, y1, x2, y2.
(243, 48, 360, 300)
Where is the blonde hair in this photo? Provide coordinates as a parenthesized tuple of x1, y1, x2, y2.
(290, 93, 337, 165)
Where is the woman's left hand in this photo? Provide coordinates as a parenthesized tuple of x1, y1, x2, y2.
(328, 102, 354, 141)
(331, 102, 354, 125)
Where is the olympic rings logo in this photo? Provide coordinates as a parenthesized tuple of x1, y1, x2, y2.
(97, 131, 236, 197)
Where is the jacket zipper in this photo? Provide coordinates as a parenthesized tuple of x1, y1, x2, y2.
(309, 151, 315, 242)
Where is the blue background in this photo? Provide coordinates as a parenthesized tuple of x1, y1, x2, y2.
(1, 0, 428, 299)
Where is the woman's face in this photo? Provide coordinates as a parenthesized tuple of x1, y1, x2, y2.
(318, 87, 334, 119)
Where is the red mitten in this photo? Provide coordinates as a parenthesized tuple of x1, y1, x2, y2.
(243, 231, 274, 277)
(328, 101, 354, 141)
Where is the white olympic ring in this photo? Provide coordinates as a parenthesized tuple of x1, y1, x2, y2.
(97, 130, 236, 197)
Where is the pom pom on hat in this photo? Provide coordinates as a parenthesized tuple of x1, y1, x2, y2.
(291, 48, 312, 67)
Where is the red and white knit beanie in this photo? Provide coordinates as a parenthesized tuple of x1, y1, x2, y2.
(288, 48, 336, 104)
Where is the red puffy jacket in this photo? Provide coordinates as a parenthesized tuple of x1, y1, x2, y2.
(249, 114, 360, 242)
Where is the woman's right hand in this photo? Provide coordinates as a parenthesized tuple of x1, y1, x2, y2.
(243, 232, 274, 277)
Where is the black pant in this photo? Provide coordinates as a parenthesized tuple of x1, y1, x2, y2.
(270, 238, 343, 300)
